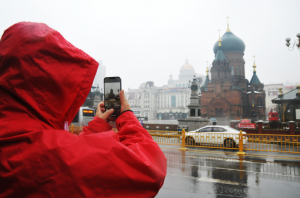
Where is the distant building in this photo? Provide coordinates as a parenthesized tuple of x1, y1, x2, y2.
(93, 60, 106, 92)
(201, 25, 266, 123)
(126, 82, 191, 120)
(126, 60, 205, 120)
(167, 60, 205, 88)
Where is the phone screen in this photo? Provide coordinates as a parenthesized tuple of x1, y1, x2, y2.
(104, 77, 122, 117)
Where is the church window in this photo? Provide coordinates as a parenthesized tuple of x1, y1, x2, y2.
(231, 66, 234, 75)
(236, 67, 239, 75)
(258, 97, 261, 106)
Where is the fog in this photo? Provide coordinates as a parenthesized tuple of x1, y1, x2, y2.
(1, 0, 299, 91)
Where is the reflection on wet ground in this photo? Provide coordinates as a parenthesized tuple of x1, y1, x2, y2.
(156, 146, 300, 198)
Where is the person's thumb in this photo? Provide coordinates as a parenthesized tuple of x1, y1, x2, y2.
(100, 109, 114, 121)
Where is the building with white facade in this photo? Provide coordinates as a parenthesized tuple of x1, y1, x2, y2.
(125, 60, 204, 120)
(93, 60, 106, 92)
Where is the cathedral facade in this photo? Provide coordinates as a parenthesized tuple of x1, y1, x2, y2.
(201, 26, 266, 122)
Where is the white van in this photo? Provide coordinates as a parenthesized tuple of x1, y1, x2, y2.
(71, 107, 95, 127)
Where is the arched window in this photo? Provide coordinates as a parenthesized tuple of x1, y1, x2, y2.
(175, 84, 178, 87)
(258, 97, 261, 106)
(218, 69, 220, 78)
(179, 84, 181, 87)
(236, 67, 239, 75)
(182, 84, 185, 87)
(186, 83, 189, 87)
(231, 66, 234, 75)
(241, 67, 243, 75)
(252, 99, 255, 106)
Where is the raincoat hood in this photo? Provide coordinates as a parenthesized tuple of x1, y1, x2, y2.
(0, 22, 166, 198)
(0, 22, 98, 137)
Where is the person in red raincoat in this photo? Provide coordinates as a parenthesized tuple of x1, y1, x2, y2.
(0, 22, 166, 198)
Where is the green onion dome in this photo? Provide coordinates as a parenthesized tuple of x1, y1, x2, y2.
(213, 31, 245, 54)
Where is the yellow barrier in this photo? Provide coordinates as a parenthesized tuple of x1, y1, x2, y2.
(236, 130, 246, 157)
(244, 134, 300, 153)
(68, 125, 83, 135)
(179, 129, 188, 151)
(148, 130, 181, 146)
(148, 130, 300, 154)
(179, 131, 241, 149)
(67, 126, 300, 154)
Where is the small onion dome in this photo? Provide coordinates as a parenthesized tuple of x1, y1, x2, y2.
(213, 31, 245, 54)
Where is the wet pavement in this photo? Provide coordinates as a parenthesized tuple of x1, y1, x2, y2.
(156, 145, 300, 198)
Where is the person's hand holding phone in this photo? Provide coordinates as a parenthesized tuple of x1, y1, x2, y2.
(96, 90, 131, 122)
(96, 102, 115, 122)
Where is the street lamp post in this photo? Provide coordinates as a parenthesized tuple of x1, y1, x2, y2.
(285, 33, 300, 51)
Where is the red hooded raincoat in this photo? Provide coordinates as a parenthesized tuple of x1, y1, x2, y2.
(0, 22, 166, 198)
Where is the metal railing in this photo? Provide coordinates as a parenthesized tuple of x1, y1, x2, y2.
(148, 130, 181, 146)
(67, 126, 300, 154)
(244, 134, 300, 153)
(149, 129, 242, 150)
(68, 125, 83, 135)
(148, 129, 300, 154)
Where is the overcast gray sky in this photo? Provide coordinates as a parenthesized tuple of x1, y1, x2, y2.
(1, 0, 299, 91)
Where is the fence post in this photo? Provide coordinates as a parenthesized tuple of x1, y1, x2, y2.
(257, 120, 263, 134)
(236, 130, 246, 158)
(71, 124, 74, 134)
(289, 121, 295, 135)
(179, 129, 188, 151)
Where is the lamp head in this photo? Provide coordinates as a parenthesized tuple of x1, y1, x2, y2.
(296, 33, 300, 39)
(286, 37, 291, 42)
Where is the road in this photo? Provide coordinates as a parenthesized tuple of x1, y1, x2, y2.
(156, 145, 300, 198)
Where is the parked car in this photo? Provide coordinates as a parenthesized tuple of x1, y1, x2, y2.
(183, 125, 248, 148)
